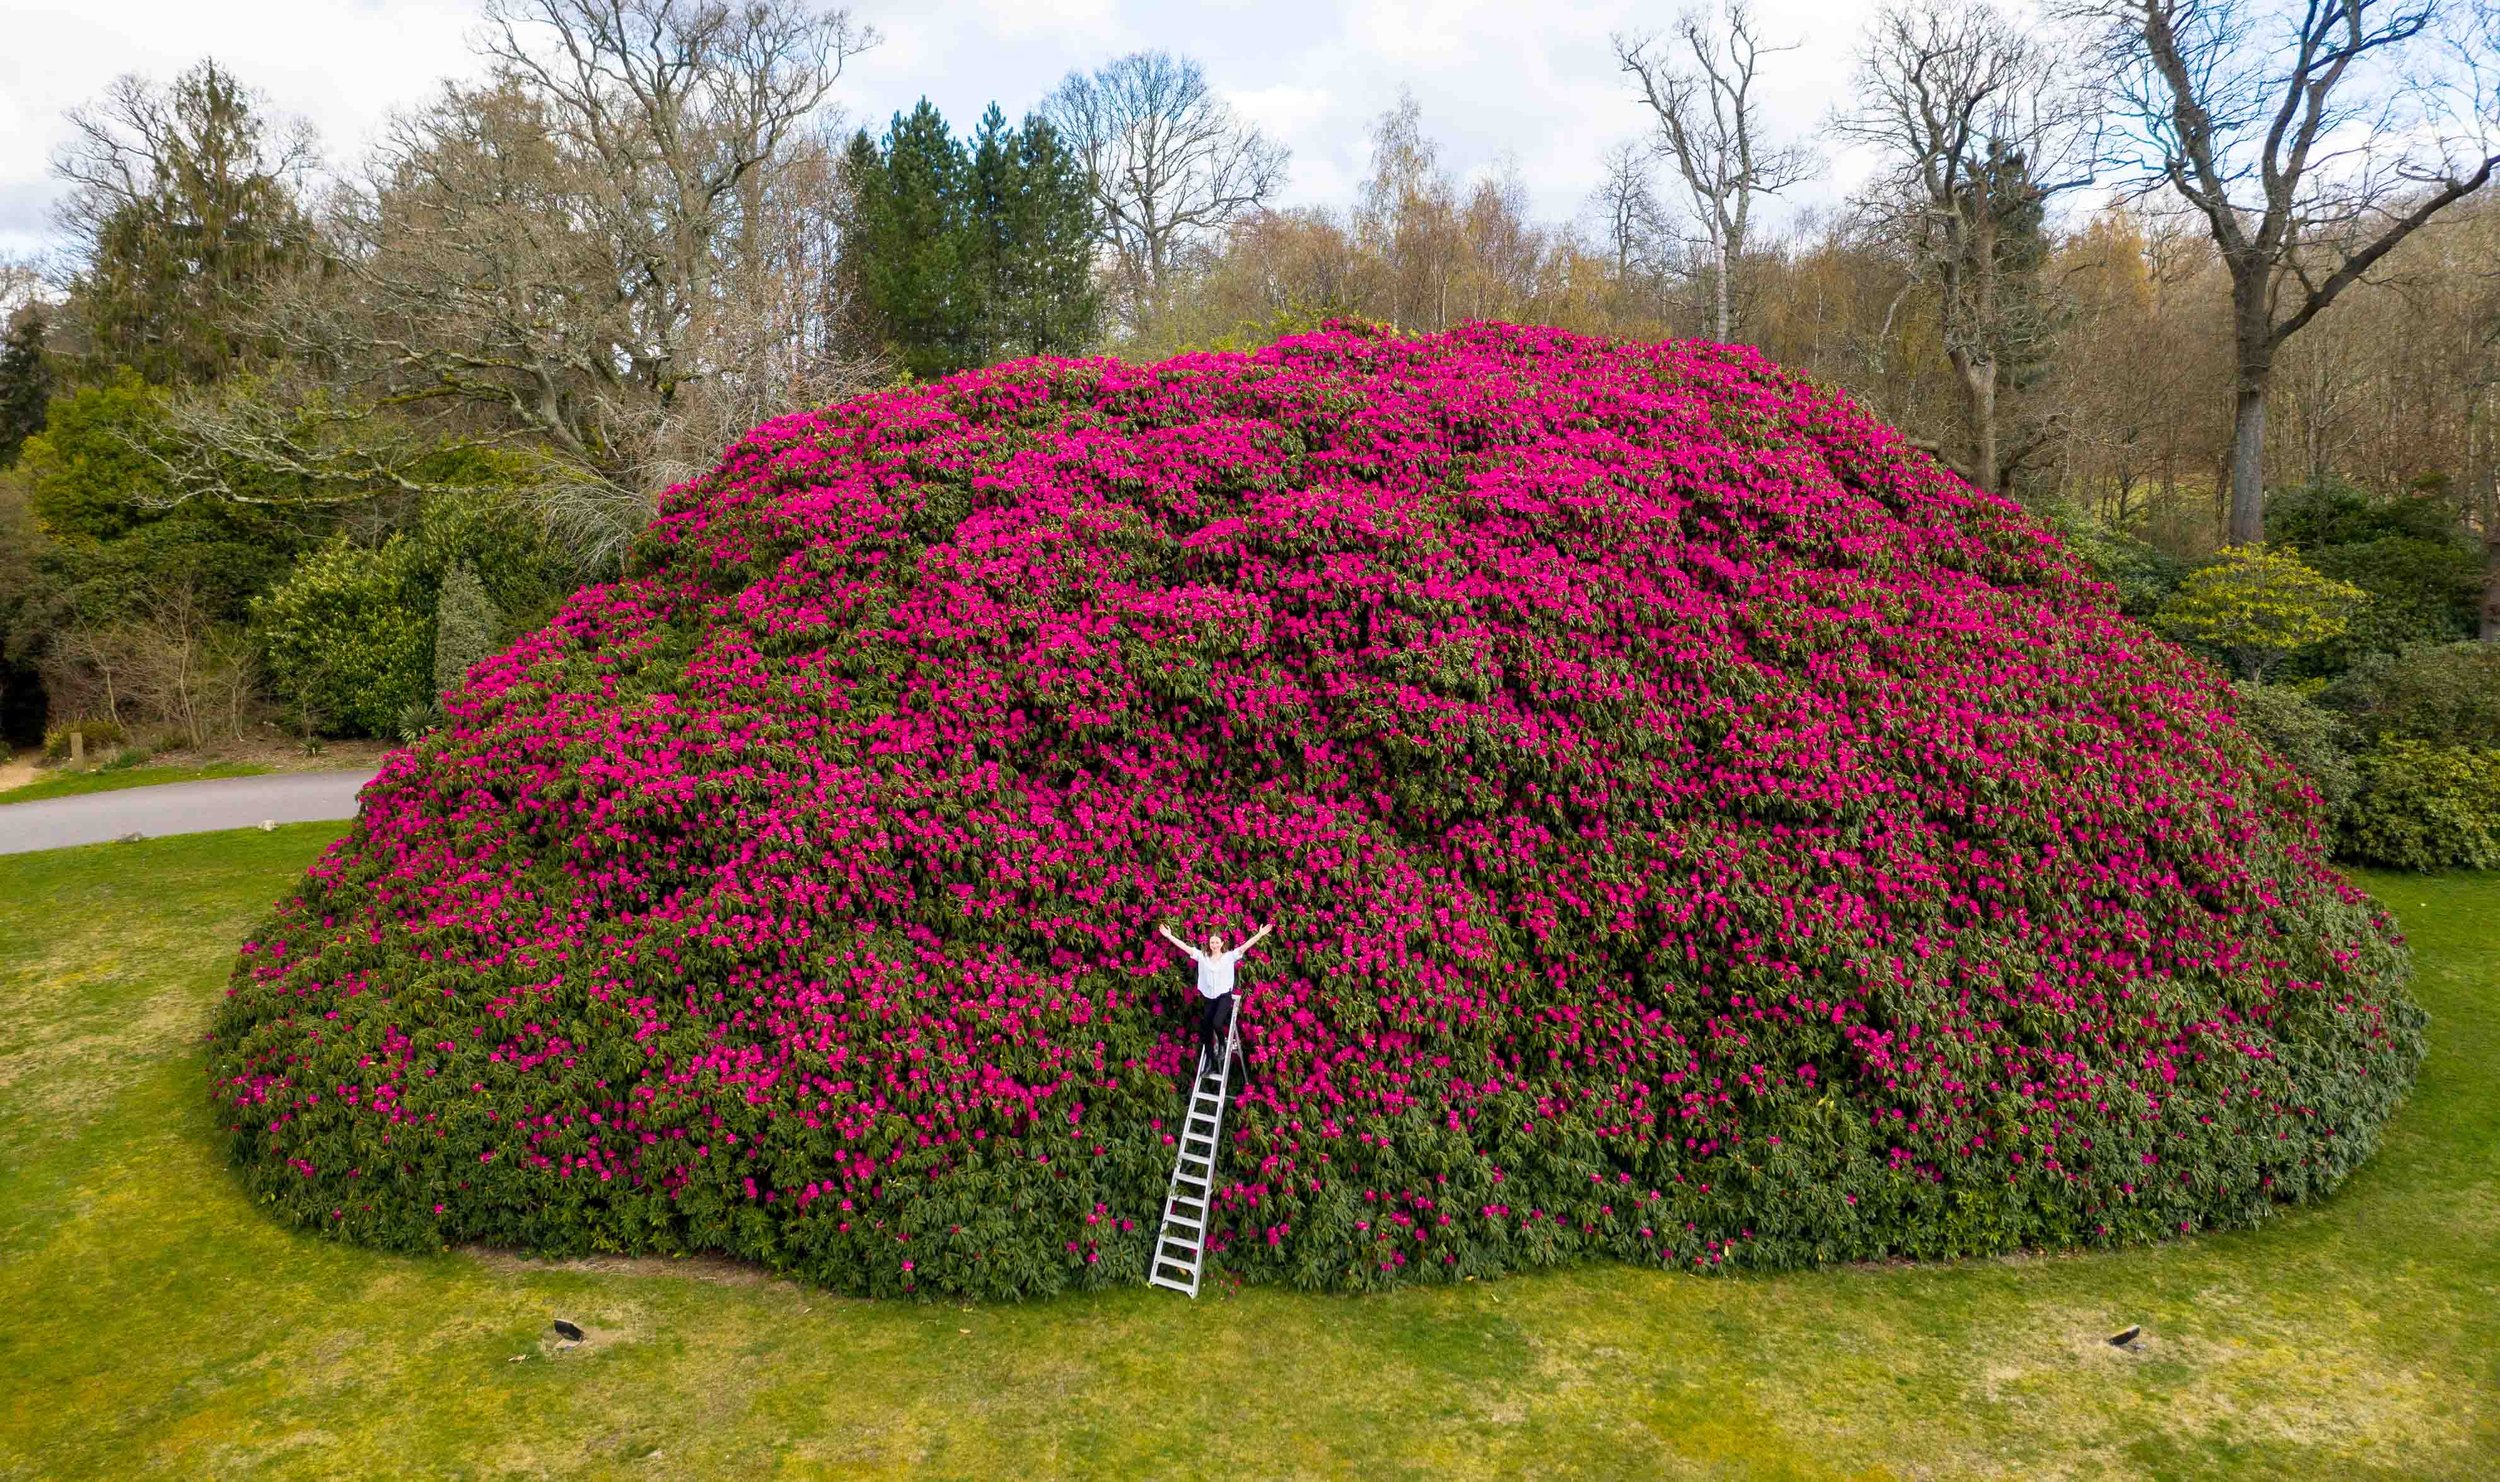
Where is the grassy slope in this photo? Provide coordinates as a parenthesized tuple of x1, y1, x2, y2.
(0, 828, 2490, 1480)
(0, 762, 269, 805)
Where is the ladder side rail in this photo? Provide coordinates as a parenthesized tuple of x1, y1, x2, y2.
(1148, 1018, 1244, 1297)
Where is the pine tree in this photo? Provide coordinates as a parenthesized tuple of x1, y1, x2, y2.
(832, 129, 885, 360)
(56, 60, 313, 385)
(850, 102, 975, 380)
(996, 115, 1100, 357)
(0, 310, 49, 469)
(843, 102, 1100, 376)
(964, 104, 1018, 364)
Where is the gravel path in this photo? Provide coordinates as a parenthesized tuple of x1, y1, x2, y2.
(0, 770, 378, 856)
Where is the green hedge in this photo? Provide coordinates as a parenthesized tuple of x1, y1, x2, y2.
(2343, 740, 2500, 872)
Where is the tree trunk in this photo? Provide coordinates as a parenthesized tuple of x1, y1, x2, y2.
(2228, 376, 2267, 546)
(2225, 266, 2273, 547)
(1712, 230, 1732, 343)
(1952, 352, 2001, 494)
(2484, 480, 2500, 641)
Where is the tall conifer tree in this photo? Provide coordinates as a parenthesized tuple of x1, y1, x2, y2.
(845, 101, 1099, 376)
(0, 311, 49, 468)
(54, 60, 313, 385)
(993, 114, 1100, 357)
(850, 101, 974, 380)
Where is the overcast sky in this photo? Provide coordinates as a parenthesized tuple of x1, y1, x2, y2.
(0, 0, 1917, 266)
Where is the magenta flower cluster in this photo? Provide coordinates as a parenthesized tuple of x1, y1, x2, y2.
(209, 322, 2421, 1297)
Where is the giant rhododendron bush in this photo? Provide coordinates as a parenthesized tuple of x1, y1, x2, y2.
(210, 323, 2422, 1298)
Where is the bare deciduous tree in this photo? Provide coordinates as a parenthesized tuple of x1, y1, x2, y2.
(1587, 140, 1678, 323)
(1832, 1, 2097, 493)
(38, 577, 254, 746)
(2073, 0, 2499, 543)
(0, 258, 47, 322)
(1043, 51, 1289, 334)
(180, 0, 878, 565)
(1355, 91, 1462, 331)
(1615, 2, 1814, 343)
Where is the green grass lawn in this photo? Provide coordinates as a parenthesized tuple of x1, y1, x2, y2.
(0, 828, 2492, 1479)
(0, 761, 269, 805)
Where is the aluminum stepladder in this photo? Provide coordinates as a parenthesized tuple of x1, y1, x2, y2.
(1147, 1010, 1241, 1297)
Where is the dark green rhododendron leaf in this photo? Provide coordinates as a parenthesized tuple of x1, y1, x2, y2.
(210, 324, 2421, 1298)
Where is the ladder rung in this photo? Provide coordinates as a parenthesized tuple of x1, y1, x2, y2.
(1152, 1024, 1244, 1300)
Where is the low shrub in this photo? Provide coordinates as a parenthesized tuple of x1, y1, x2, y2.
(2270, 480, 2482, 672)
(2324, 642, 2500, 748)
(40, 717, 127, 762)
(2343, 740, 2500, 872)
(2153, 546, 2364, 681)
(2309, 538, 2483, 661)
(2053, 515, 2187, 618)
(209, 324, 2422, 1299)
(251, 492, 576, 738)
(251, 535, 432, 738)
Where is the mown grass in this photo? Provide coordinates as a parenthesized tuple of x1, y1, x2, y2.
(0, 828, 2491, 1479)
(0, 761, 269, 805)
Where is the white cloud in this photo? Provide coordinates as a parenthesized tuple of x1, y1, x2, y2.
(0, 0, 485, 258)
(2, 0, 1897, 262)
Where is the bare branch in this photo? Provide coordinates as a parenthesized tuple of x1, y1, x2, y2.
(1043, 51, 1289, 334)
(1614, 2, 1815, 340)
(2068, 0, 2499, 539)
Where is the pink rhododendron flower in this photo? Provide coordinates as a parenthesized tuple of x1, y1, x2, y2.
(208, 322, 2420, 1299)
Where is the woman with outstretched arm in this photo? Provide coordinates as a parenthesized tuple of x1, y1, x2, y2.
(1158, 921, 1274, 1074)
